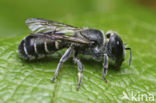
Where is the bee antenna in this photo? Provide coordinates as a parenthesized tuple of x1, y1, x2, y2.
(125, 47, 132, 66)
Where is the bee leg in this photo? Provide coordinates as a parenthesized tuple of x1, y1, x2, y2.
(51, 47, 73, 82)
(103, 54, 109, 82)
(74, 57, 83, 90)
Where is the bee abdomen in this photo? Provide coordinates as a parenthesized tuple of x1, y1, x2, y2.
(18, 35, 65, 60)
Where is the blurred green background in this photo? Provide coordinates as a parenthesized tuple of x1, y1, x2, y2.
(0, 0, 155, 38)
(0, 0, 156, 103)
(0, 0, 102, 37)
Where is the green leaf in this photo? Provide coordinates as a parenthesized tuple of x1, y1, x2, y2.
(0, 0, 156, 103)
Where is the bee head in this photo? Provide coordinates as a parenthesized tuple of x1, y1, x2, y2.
(106, 31, 125, 68)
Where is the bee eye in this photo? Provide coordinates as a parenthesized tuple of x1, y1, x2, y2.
(106, 33, 111, 38)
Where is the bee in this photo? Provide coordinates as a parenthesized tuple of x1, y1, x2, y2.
(18, 18, 132, 90)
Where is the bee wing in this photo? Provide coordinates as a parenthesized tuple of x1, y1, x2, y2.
(31, 32, 90, 45)
(60, 35, 90, 44)
(26, 18, 81, 34)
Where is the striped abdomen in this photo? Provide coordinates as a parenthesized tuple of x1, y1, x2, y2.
(18, 34, 66, 60)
